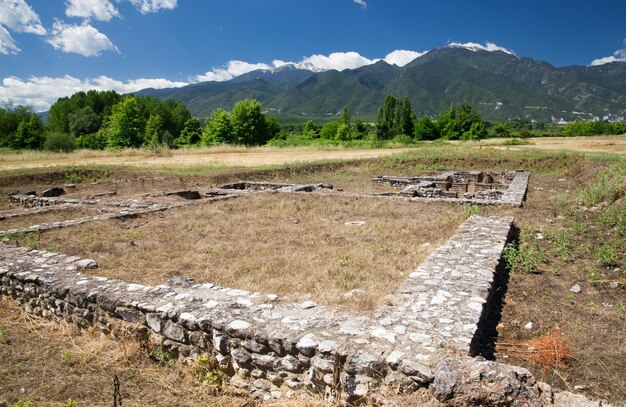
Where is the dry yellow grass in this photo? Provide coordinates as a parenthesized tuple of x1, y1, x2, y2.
(30, 192, 464, 312)
(0, 145, 415, 171)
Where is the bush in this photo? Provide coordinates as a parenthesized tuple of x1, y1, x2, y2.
(76, 131, 107, 150)
(43, 132, 76, 152)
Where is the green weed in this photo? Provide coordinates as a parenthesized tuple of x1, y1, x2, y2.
(127, 231, 142, 240)
(584, 265, 602, 281)
(62, 399, 81, 407)
(195, 354, 224, 386)
(150, 347, 174, 366)
(463, 205, 481, 219)
(0, 325, 8, 344)
(61, 350, 73, 364)
(13, 398, 36, 407)
(595, 241, 619, 267)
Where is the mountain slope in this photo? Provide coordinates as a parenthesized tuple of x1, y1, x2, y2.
(137, 46, 626, 121)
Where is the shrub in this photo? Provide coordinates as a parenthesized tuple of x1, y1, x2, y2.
(76, 131, 107, 150)
(43, 132, 76, 152)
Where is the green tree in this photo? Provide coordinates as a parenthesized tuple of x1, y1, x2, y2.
(102, 97, 145, 149)
(68, 106, 101, 137)
(145, 114, 165, 148)
(394, 97, 415, 136)
(436, 105, 458, 139)
(413, 116, 438, 140)
(335, 122, 352, 141)
(230, 99, 269, 145)
(14, 114, 45, 149)
(301, 120, 319, 139)
(0, 102, 35, 147)
(202, 109, 232, 145)
(265, 116, 281, 140)
(340, 106, 351, 126)
(352, 119, 368, 139)
(320, 121, 340, 140)
(176, 118, 203, 146)
(376, 95, 397, 139)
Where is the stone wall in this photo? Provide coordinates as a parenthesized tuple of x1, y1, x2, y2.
(1, 216, 514, 403)
(373, 171, 529, 207)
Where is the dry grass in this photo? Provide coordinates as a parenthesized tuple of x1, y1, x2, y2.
(0, 298, 337, 407)
(497, 328, 573, 370)
(30, 192, 464, 312)
(0, 145, 415, 171)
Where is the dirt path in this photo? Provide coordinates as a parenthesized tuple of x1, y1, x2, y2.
(0, 147, 415, 171)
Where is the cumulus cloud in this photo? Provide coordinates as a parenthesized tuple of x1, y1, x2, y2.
(384, 49, 426, 66)
(193, 49, 432, 82)
(129, 0, 177, 14)
(47, 20, 119, 56)
(590, 44, 626, 66)
(353, 0, 367, 8)
(65, 0, 120, 21)
(0, 75, 188, 111)
(448, 41, 515, 55)
(0, 25, 20, 54)
(301, 51, 376, 70)
(0, 0, 46, 34)
(194, 60, 275, 82)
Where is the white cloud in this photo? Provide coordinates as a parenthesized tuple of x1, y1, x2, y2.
(194, 60, 274, 82)
(353, 0, 367, 8)
(193, 49, 433, 83)
(590, 47, 626, 66)
(0, 0, 46, 35)
(0, 25, 20, 54)
(47, 20, 119, 56)
(384, 49, 426, 66)
(448, 41, 515, 55)
(65, 0, 120, 21)
(0, 75, 188, 111)
(129, 0, 177, 14)
(301, 51, 376, 71)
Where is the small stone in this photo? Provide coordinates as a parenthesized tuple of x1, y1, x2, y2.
(300, 301, 317, 309)
(163, 321, 187, 343)
(146, 313, 162, 332)
(570, 284, 581, 294)
(344, 221, 366, 226)
(295, 334, 318, 357)
(41, 187, 65, 197)
(524, 322, 534, 330)
(609, 282, 619, 289)
(225, 320, 251, 338)
(76, 259, 98, 269)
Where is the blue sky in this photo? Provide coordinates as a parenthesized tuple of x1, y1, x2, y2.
(1, 0, 626, 110)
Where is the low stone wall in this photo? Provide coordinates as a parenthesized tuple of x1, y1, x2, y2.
(0, 195, 239, 238)
(372, 171, 530, 207)
(1, 216, 514, 402)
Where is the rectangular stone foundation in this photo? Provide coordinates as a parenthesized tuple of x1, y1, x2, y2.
(0, 215, 514, 402)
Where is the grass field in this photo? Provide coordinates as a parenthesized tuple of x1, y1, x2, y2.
(0, 138, 624, 406)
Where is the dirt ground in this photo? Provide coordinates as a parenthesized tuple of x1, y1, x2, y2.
(0, 147, 624, 405)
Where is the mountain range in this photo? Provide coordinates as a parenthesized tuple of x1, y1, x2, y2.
(136, 45, 626, 122)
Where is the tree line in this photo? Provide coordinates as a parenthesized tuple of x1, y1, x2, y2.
(1, 91, 624, 152)
(0, 91, 279, 152)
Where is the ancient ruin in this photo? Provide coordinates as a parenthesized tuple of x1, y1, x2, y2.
(1, 170, 612, 406)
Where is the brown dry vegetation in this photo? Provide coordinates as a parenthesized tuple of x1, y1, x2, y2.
(0, 298, 323, 407)
(0, 145, 625, 404)
(26, 193, 464, 312)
